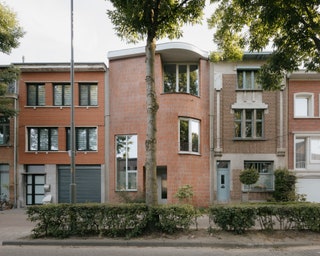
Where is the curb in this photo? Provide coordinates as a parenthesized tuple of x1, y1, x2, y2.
(2, 239, 313, 248)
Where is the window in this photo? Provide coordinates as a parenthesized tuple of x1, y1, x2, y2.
(179, 118, 200, 153)
(163, 64, 199, 96)
(237, 69, 261, 90)
(116, 135, 137, 191)
(295, 136, 320, 169)
(26, 165, 45, 205)
(243, 161, 274, 191)
(79, 84, 98, 106)
(0, 117, 10, 145)
(28, 127, 58, 151)
(0, 164, 9, 196)
(67, 127, 97, 151)
(294, 93, 313, 117)
(27, 84, 45, 106)
(234, 109, 264, 139)
(53, 84, 71, 106)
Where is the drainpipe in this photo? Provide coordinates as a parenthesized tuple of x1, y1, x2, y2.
(13, 80, 18, 208)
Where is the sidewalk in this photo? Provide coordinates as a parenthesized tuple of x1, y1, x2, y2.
(1, 208, 320, 248)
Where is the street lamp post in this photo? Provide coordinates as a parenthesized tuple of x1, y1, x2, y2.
(70, 0, 76, 204)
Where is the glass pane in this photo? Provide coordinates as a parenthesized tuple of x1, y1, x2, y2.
(29, 128, 38, 151)
(178, 65, 187, 93)
(39, 128, 49, 150)
(189, 65, 199, 96)
(54, 85, 62, 105)
(27, 195, 32, 204)
(180, 120, 189, 151)
(163, 64, 176, 93)
(256, 121, 262, 137)
(27, 85, 37, 105)
(50, 128, 58, 150)
(80, 85, 88, 105)
(237, 71, 243, 89)
(295, 97, 309, 116)
(295, 137, 306, 168)
(76, 128, 87, 150)
(35, 175, 45, 184)
(27, 176, 33, 183)
(38, 85, 45, 106)
(27, 185, 32, 194)
(310, 138, 320, 161)
(64, 85, 71, 105)
(35, 195, 44, 204)
(127, 172, 137, 190)
(35, 185, 44, 194)
(90, 85, 98, 105)
(89, 128, 97, 150)
(191, 120, 199, 152)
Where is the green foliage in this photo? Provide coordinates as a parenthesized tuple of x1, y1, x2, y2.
(174, 184, 194, 203)
(209, 203, 320, 234)
(239, 168, 259, 186)
(273, 168, 296, 202)
(209, 0, 320, 90)
(26, 203, 197, 238)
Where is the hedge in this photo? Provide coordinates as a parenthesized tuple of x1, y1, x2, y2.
(209, 203, 320, 234)
(26, 203, 197, 238)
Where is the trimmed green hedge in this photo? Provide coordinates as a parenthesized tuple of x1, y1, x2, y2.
(27, 203, 197, 238)
(209, 203, 320, 234)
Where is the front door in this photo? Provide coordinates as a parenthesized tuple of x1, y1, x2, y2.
(217, 161, 230, 202)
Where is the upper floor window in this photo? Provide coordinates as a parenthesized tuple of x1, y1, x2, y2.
(67, 127, 97, 151)
(237, 69, 261, 90)
(243, 161, 274, 191)
(28, 127, 58, 151)
(0, 117, 9, 145)
(116, 135, 138, 191)
(234, 109, 264, 139)
(27, 84, 45, 106)
(164, 64, 199, 96)
(294, 93, 313, 117)
(79, 84, 98, 106)
(295, 136, 320, 169)
(53, 84, 71, 106)
(179, 118, 200, 153)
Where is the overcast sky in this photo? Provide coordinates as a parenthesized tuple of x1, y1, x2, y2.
(0, 0, 217, 65)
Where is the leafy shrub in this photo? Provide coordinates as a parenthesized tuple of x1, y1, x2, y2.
(273, 168, 296, 201)
(174, 184, 194, 203)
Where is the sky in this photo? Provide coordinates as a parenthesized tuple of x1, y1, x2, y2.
(0, 0, 217, 65)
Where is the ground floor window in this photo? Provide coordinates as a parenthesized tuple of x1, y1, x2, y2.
(243, 161, 274, 191)
(295, 135, 320, 169)
(116, 135, 138, 191)
(0, 164, 9, 196)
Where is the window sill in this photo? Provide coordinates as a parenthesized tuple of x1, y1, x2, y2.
(179, 151, 201, 156)
(233, 138, 266, 141)
(235, 89, 263, 92)
(161, 92, 200, 98)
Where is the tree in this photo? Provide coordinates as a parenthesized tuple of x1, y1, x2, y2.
(239, 168, 259, 201)
(0, 2, 24, 117)
(208, 0, 320, 90)
(107, 0, 205, 205)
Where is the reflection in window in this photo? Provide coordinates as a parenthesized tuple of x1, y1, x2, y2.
(179, 118, 200, 153)
(66, 127, 97, 151)
(27, 84, 45, 106)
(116, 135, 138, 191)
(294, 94, 313, 117)
(237, 69, 261, 90)
(28, 127, 58, 151)
(234, 109, 264, 139)
(0, 117, 10, 145)
(79, 84, 98, 106)
(243, 161, 274, 191)
(164, 64, 199, 96)
(53, 84, 71, 106)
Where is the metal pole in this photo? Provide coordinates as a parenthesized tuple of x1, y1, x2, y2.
(70, 0, 76, 204)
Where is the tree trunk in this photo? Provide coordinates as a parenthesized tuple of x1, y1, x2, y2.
(145, 37, 158, 206)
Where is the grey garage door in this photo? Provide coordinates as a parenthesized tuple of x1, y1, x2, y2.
(58, 165, 101, 203)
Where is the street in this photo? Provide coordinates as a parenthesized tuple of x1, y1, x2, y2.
(1, 245, 320, 256)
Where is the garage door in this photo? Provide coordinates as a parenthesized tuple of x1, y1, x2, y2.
(58, 165, 101, 203)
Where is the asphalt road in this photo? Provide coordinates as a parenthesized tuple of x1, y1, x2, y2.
(1, 245, 320, 256)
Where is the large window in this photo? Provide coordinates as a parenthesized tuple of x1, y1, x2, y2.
(67, 127, 97, 151)
(27, 84, 45, 106)
(53, 84, 71, 106)
(79, 84, 98, 106)
(234, 109, 264, 139)
(295, 136, 320, 169)
(237, 69, 261, 90)
(243, 161, 274, 191)
(294, 93, 313, 117)
(28, 127, 58, 151)
(179, 118, 200, 153)
(0, 117, 10, 145)
(163, 64, 199, 96)
(116, 135, 137, 191)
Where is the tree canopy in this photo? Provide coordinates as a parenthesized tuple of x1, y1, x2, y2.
(208, 0, 320, 90)
(107, 0, 205, 205)
(0, 2, 24, 117)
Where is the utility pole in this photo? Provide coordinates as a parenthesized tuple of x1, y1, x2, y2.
(70, 0, 76, 204)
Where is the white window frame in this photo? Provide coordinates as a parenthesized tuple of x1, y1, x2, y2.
(294, 93, 314, 118)
(294, 135, 320, 170)
(179, 118, 200, 154)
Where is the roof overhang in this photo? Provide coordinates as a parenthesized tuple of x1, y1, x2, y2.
(13, 62, 107, 72)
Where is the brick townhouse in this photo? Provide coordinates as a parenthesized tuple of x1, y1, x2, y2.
(14, 63, 107, 207)
(287, 71, 320, 202)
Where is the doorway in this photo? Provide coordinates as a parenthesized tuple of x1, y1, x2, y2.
(216, 161, 230, 202)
